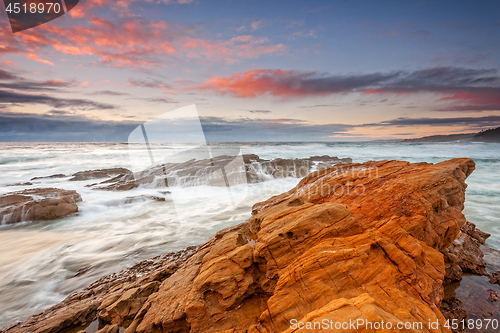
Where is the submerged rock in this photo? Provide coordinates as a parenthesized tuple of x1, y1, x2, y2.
(0, 188, 82, 225)
(0, 158, 479, 333)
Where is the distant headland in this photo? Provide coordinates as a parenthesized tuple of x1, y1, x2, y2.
(404, 126, 500, 143)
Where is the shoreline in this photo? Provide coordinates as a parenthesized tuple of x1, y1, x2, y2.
(2, 158, 500, 332)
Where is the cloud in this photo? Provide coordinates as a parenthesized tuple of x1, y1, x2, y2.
(89, 90, 130, 96)
(0, 111, 138, 142)
(0, 10, 287, 69)
(0, 90, 116, 110)
(26, 54, 54, 66)
(251, 20, 265, 31)
(200, 116, 350, 141)
(192, 67, 500, 111)
(0, 69, 77, 92)
(0, 70, 116, 110)
(194, 69, 399, 98)
(2, 111, 499, 142)
(360, 115, 500, 129)
(245, 109, 272, 114)
(0, 69, 19, 80)
(181, 35, 287, 64)
(131, 97, 177, 104)
(0, 79, 75, 91)
(128, 79, 172, 89)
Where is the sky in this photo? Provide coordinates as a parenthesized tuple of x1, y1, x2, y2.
(0, 0, 499, 141)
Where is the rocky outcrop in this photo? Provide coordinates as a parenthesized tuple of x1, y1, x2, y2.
(442, 221, 490, 285)
(0, 188, 82, 225)
(69, 168, 132, 181)
(1, 158, 476, 332)
(87, 154, 351, 191)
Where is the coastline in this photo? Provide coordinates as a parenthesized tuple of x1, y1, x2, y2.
(2, 158, 500, 332)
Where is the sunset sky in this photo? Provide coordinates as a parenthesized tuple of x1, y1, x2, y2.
(0, 0, 499, 141)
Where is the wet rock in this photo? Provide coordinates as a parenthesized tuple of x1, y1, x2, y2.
(123, 195, 167, 204)
(0, 188, 82, 225)
(0, 247, 197, 333)
(488, 289, 499, 302)
(88, 154, 352, 191)
(5, 182, 33, 187)
(31, 174, 67, 181)
(440, 296, 467, 333)
(444, 275, 500, 333)
(443, 221, 490, 285)
(69, 168, 132, 182)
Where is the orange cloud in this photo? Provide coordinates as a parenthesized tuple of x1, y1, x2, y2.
(26, 54, 54, 66)
(182, 36, 287, 64)
(1, 12, 286, 69)
(195, 69, 316, 98)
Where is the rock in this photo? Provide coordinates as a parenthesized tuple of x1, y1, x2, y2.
(488, 289, 499, 302)
(1, 158, 477, 333)
(31, 174, 67, 181)
(123, 195, 167, 204)
(88, 154, 351, 191)
(440, 297, 467, 333)
(0, 188, 82, 225)
(69, 168, 132, 181)
(442, 221, 490, 285)
(5, 182, 33, 187)
(490, 272, 500, 285)
(1, 247, 197, 333)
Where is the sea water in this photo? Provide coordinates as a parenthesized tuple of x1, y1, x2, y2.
(0, 141, 499, 328)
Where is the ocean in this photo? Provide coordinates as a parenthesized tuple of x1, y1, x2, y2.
(0, 141, 499, 328)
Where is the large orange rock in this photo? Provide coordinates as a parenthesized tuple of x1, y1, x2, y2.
(2, 158, 475, 333)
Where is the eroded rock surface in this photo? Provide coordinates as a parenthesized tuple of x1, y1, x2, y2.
(0, 188, 82, 225)
(2, 158, 476, 332)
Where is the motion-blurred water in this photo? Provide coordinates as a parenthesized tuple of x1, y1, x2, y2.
(0, 141, 499, 328)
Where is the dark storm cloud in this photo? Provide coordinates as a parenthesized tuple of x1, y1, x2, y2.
(0, 111, 139, 142)
(2, 112, 499, 142)
(0, 90, 117, 110)
(199, 116, 350, 141)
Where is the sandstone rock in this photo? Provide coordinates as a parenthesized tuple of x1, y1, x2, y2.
(0, 188, 82, 225)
